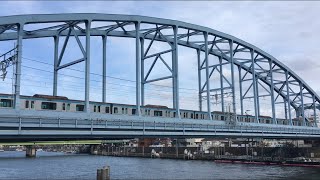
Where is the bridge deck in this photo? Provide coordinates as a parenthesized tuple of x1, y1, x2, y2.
(0, 110, 320, 141)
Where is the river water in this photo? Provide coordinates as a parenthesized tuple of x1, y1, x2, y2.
(0, 151, 320, 179)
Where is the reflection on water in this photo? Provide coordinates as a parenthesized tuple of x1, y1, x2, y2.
(0, 151, 320, 179)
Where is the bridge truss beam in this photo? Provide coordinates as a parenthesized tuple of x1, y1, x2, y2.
(0, 14, 319, 128)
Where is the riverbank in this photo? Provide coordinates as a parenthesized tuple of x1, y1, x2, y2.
(91, 147, 320, 168)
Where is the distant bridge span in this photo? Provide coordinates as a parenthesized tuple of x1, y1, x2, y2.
(0, 13, 319, 141)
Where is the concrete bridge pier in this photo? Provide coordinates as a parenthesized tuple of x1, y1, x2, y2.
(26, 145, 36, 157)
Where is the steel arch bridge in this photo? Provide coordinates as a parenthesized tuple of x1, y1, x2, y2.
(0, 13, 320, 141)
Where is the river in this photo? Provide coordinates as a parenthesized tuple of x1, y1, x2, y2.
(0, 151, 320, 179)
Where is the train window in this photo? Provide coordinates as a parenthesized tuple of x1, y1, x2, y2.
(67, 103, 70, 111)
(0, 99, 12, 107)
(94, 106, 96, 112)
(221, 116, 224, 121)
(132, 109, 136, 115)
(154, 110, 162, 116)
(41, 102, 57, 110)
(105, 107, 110, 113)
(31, 101, 34, 109)
(114, 107, 118, 114)
(62, 103, 66, 110)
(76, 104, 84, 111)
(196, 114, 198, 119)
(98, 106, 101, 113)
(122, 108, 124, 114)
(191, 114, 194, 119)
(125, 108, 128, 114)
(25, 101, 29, 108)
(173, 112, 176, 117)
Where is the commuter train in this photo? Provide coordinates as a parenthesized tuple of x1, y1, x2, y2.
(0, 93, 313, 127)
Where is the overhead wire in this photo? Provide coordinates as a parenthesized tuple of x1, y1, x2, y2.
(22, 57, 198, 91)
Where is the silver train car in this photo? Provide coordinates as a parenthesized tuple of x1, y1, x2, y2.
(0, 93, 313, 126)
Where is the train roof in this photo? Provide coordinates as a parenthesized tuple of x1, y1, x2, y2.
(33, 94, 68, 100)
(144, 104, 169, 109)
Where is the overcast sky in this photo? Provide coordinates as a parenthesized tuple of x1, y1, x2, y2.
(0, 1, 319, 117)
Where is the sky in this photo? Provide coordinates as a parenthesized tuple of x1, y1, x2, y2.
(0, 1, 320, 118)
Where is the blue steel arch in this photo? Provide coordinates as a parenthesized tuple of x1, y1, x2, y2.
(0, 13, 318, 127)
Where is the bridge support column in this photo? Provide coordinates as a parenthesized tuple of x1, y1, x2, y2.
(285, 71, 292, 125)
(141, 38, 145, 106)
(172, 25, 180, 118)
(250, 49, 259, 123)
(102, 35, 107, 103)
(85, 20, 91, 113)
(53, 36, 59, 96)
(219, 56, 225, 113)
(300, 83, 306, 126)
(313, 95, 318, 127)
(14, 23, 24, 110)
(204, 32, 212, 120)
(26, 145, 36, 158)
(238, 66, 244, 115)
(135, 22, 141, 116)
(197, 49, 202, 111)
(284, 99, 288, 120)
(229, 40, 237, 121)
(269, 60, 277, 124)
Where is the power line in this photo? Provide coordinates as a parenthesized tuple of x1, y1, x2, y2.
(22, 57, 198, 91)
(0, 81, 198, 106)
(20, 65, 198, 95)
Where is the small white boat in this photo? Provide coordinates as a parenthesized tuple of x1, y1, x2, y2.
(65, 150, 76, 154)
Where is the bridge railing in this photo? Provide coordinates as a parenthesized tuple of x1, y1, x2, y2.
(1, 115, 320, 138)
